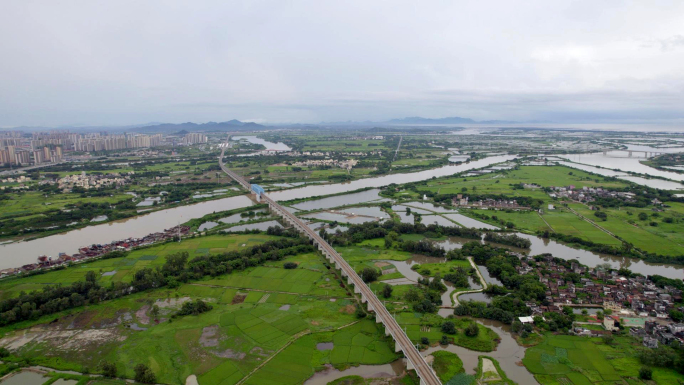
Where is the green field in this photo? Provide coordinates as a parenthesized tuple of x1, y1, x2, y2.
(523, 334, 684, 384)
(0, 234, 277, 301)
(0, 235, 398, 385)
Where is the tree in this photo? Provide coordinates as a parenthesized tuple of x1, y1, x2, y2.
(440, 335, 449, 345)
(602, 335, 615, 346)
(283, 262, 298, 269)
(465, 323, 479, 337)
(639, 212, 648, 221)
(355, 304, 366, 318)
(360, 267, 380, 283)
(639, 366, 652, 380)
(150, 305, 160, 320)
(441, 321, 456, 334)
(511, 320, 522, 334)
(134, 364, 156, 384)
(101, 361, 117, 378)
(0, 347, 10, 358)
(85, 270, 98, 283)
(421, 337, 429, 345)
(381, 284, 393, 299)
(670, 309, 683, 323)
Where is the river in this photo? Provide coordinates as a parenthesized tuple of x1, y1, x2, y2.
(0, 155, 514, 267)
(231, 135, 292, 151)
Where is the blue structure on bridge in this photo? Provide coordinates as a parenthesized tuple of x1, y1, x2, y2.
(251, 184, 265, 201)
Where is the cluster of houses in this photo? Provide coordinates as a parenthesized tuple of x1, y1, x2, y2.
(515, 254, 684, 347)
(0, 175, 32, 190)
(546, 185, 637, 204)
(631, 319, 684, 348)
(0, 225, 190, 278)
(291, 158, 358, 170)
(452, 194, 530, 210)
(57, 171, 133, 192)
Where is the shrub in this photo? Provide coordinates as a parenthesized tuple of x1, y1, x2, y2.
(176, 299, 212, 316)
(440, 321, 456, 334)
(421, 337, 429, 345)
(134, 364, 156, 384)
(360, 267, 380, 283)
(283, 262, 298, 269)
(101, 361, 117, 378)
(639, 366, 652, 380)
(381, 284, 393, 298)
(465, 323, 479, 337)
(440, 335, 449, 345)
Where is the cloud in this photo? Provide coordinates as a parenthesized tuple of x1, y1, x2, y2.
(0, 0, 683, 126)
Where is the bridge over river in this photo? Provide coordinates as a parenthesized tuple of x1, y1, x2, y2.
(219, 149, 441, 385)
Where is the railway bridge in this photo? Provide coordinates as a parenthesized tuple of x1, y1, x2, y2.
(219, 149, 440, 385)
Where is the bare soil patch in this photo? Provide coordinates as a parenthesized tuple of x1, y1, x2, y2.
(136, 305, 150, 325)
(231, 293, 247, 304)
(340, 305, 356, 314)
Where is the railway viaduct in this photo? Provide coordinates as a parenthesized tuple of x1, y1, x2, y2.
(219, 149, 441, 385)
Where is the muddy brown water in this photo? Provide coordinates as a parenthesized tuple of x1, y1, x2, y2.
(0, 371, 48, 385)
(303, 360, 406, 385)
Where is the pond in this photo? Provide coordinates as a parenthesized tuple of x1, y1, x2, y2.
(421, 215, 460, 227)
(391, 205, 432, 214)
(291, 189, 385, 211)
(339, 206, 389, 219)
(136, 197, 161, 207)
(403, 202, 455, 213)
(303, 360, 405, 385)
(198, 221, 219, 231)
(443, 213, 499, 229)
(0, 371, 48, 385)
(301, 211, 380, 225)
(223, 220, 282, 232)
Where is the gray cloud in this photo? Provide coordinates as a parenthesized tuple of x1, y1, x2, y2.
(0, 0, 683, 127)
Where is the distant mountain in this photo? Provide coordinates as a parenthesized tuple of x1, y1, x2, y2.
(134, 120, 265, 133)
(385, 116, 477, 124)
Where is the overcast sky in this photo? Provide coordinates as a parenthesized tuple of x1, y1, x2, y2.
(1, 1, 683, 127)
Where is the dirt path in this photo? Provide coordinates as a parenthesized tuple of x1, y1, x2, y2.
(188, 283, 352, 300)
(236, 320, 361, 385)
(452, 257, 488, 306)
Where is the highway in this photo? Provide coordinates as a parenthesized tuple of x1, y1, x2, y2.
(219, 149, 441, 385)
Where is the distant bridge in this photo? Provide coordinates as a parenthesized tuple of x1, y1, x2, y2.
(601, 150, 664, 158)
(219, 149, 441, 385)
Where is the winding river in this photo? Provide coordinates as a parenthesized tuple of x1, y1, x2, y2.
(0, 155, 515, 268)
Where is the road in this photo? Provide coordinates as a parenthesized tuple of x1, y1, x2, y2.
(219, 149, 441, 385)
(392, 135, 403, 163)
(452, 257, 488, 306)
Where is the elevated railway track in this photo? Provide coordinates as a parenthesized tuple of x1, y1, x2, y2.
(219, 149, 440, 385)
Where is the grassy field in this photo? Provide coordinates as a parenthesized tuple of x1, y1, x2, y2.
(411, 164, 684, 256)
(0, 235, 399, 385)
(523, 333, 684, 384)
(0, 234, 276, 300)
(417, 166, 626, 198)
(431, 350, 465, 382)
(397, 313, 499, 352)
(0, 191, 132, 220)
